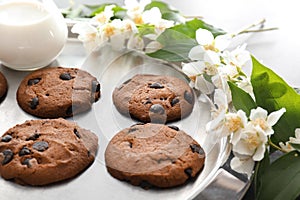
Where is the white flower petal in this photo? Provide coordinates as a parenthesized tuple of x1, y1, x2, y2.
(252, 143, 265, 161)
(195, 75, 215, 94)
(266, 108, 286, 126)
(71, 22, 96, 35)
(124, 0, 150, 12)
(203, 50, 221, 65)
(237, 110, 248, 125)
(127, 35, 144, 50)
(195, 28, 214, 46)
(158, 19, 175, 29)
(231, 130, 242, 145)
(182, 61, 205, 76)
(142, 7, 162, 24)
(230, 156, 254, 178)
(124, 0, 138, 8)
(145, 41, 162, 53)
(206, 108, 226, 131)
(214, 89, 227, 107)
(279, 141, 295, 152)
(233, 140, 254, 156)
(249, 107, 268, 121)
(214, 34, 232, 51)
(295, 128, 300, 138)
(188, 45, 205, 61)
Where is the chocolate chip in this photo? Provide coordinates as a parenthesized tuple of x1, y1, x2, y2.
(26, 133, 40, 141)
(184, 91, 193, 104)
(30, 97, 39, 109)
(2, 149, 13, 165)
(149, 104, 165, 114)
(149, 82, 164, 89)
(91, 80, 100, 93)
(33, 141, 49, 152)
(144, 99, 152, 104)
(190, 144, 204, 155)
(27, 78, 41, 85)
(128, 127, 138, 133)
(129, 142, 133, 148)
(168, 125, 179, 131)
(73, 129, 81, 138)
(1, 135, 12, 142)
(19, 147, 31, 156)
(184, 168, 193, 178)
(59, 72, 72, 80)
(22, 158, 32, 167)
(171, 98, 179, 106)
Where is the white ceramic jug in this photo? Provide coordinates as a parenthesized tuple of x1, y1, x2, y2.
(0, 0, 67, 70)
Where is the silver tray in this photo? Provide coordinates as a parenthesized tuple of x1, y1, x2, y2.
(0, 39, 245, 200)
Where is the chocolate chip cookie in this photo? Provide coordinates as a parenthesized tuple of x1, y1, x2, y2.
(0, 118, 98, 186)
(17, 67, 101, 118)
(105, 123, 205, 188)
(112, 74, 195, 123)
(0, 71, 7, 100)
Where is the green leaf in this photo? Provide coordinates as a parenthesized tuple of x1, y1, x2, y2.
(256, 151, 300, 200)
(170, 18, 226, 38)
(147, 49, 188, 62)
(147, 18, 226, 61)
(254, 151, 270, 198)
(87, 4, 126, 18)
(162, 12, 185, 23)
(137, 24, 156, 37)
(290, 143, 300, 151)
(86, 4, 109, 17)
(144, 1, 179, 14)
(147, 28, 197, 61)
(144, 1, 184, 23)
(112, 6, 127, 19)
(251, 56, 300, 144)
(228, 81, 257, 116)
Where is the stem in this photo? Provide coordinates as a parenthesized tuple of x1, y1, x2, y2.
(268, 138, 286, 153)
(233, 18, 278, 36)
(244, 18, 266, 31)
(238, 27, 279, 35)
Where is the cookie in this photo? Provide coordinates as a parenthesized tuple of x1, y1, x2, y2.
(0, 71, 8, 100)
(0, 118, 98, 186)
(105, 123, 205, 188)
(17, 67, 101, 118)
(113, 74, 195, 123)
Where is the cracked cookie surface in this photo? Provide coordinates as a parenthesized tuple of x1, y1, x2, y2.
(105, 123, 205, 188)
(17, 67, 101, 118)
(0, 118, 98, 186)
(112, 74, 194, 123)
